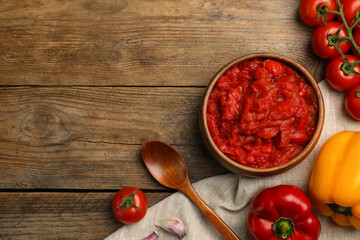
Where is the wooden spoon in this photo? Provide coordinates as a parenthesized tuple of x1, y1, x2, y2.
(142, 140, 241, 240)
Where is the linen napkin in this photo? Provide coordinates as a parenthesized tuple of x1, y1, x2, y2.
(106, 81, 360, 240)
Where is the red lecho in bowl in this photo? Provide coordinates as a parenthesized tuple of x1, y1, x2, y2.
(199, 53, 324, 177)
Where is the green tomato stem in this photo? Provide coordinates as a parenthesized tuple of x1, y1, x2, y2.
(355, 89, 360, 98)
(115, 190, 141, 216)
(341, 59, 360, 75)
(334, 0, 360, 57)
(326, 10, 340, 15)
(351, 18, 360, 29)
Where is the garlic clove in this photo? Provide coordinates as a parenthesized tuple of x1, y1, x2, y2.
(156, 218, 186, 239)
(142, 231, 158, 240)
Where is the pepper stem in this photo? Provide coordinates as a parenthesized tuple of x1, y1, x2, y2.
(328, 203, 352, 216)
(272, 217, 295, 239)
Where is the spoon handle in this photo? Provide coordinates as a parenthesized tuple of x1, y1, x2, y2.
(181, 184, 241, 240)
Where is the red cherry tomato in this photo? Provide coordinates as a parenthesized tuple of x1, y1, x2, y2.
(312, 21, 351, 59)
(112, 187, 148, 224)
(352, 29, 360, 58)
(299, 0, 337, 26)
(326, 55, 360, 91)
(345, 85, 360, 120)
(337, 0, 360, 30)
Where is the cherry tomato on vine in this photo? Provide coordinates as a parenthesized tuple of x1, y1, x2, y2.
(112, 187, 148, 224)
(337, 0, 360, 30)
(299, 0, 337, 26)
(352, 29, 360, 58)
(312, 21, 351, 59)
(345, 85, 360, 120)
(326, 55, 360, 91)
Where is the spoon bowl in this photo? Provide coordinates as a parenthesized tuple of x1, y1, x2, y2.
(141, 140, 189, 189)
(142, 140, 241, 240)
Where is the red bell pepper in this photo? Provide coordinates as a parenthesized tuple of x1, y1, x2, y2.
(247, 185, 321, 240)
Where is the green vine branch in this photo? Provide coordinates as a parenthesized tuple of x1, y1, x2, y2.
(334, 0, 360, 54)
(317, 0, 360, 75)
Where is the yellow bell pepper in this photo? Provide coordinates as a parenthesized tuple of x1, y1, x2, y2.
(309, 131, 360, 229)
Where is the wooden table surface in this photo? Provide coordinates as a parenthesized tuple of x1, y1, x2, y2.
(0, 0, 327, 239)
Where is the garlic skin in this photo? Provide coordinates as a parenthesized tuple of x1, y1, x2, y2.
(156, 218, 186, 239)
(142, 231, 158, 240)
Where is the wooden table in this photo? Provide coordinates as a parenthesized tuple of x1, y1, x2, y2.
(0, 1, 326, 239)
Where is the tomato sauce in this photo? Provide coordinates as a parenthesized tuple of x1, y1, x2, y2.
(207, 59, 318, 168)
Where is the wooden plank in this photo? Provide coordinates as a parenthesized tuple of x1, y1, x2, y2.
(0, 87, 228, 189)
(0, 0, 327, 86)
(0, 191, 172, 240)
(0, 87, 204, 145)
(0, 142, 228, 190)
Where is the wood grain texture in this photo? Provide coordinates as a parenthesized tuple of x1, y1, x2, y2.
(0, 0, 327, 86)
(0, 86, 228, 189)
(0, 191, 171, 240)
(0, 86, 204, 145)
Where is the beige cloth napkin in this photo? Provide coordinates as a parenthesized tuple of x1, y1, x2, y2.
(106, 81, 360, 240)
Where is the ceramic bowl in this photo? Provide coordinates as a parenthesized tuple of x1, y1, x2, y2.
(199, 53, 324, 177)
